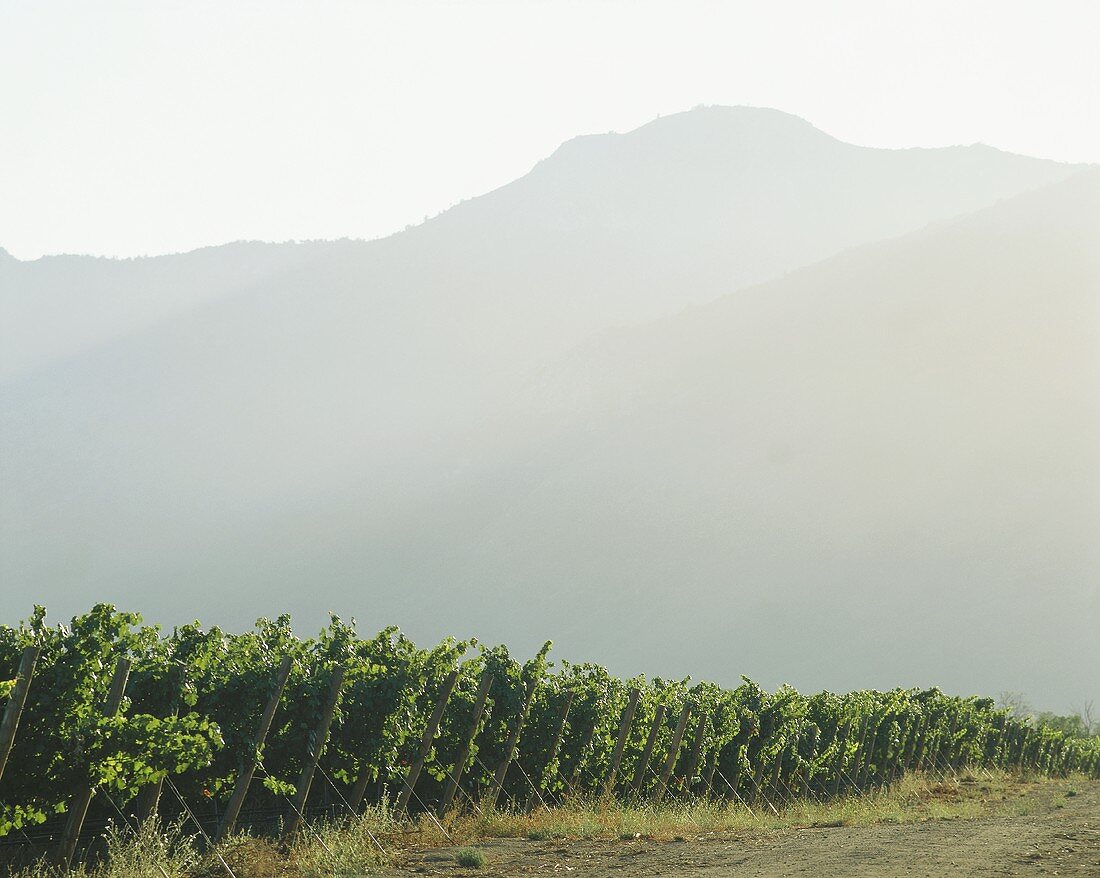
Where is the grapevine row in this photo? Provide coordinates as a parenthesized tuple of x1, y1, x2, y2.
(1, 605, 1097, 864)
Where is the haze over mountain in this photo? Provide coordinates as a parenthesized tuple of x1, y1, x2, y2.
(394, 169, 1099, 711)
(1, 107, 1096, 711)
(2, 107, 1082, 383)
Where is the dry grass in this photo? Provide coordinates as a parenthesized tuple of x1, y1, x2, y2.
(399, 769, 1049, 847)
(286, 805, 399, 876)
(4, 771, 1084, 878)
(6, 819, 201, 878)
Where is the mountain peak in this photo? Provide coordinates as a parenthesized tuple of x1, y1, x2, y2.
(645, 103, 822, 131)
(543, 104, 832, 166)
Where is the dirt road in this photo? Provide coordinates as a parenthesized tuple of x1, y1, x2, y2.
(387, 781, 1100, 877)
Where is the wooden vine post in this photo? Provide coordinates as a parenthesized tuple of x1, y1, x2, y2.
(54, 657, 131, 871)
(930, 720, 947, 773)
(750, 751, 767, 805)
(134, 698, 180, 823)
(651, 703, 691, 803)
(993, 724, 1009, 770)
(751, 756, 778, 815)
(851, 716, 871, 790)
(682, 712, 709, 793)
(347, 752, 380, 811)
(0, 645, 39, 784)
(858, 717, 880, 788)
(566, 718, 599, 791)
(437, 673, 494, 816)
(483, 677, 538, 809)
(912, 716, 929, 771)
(802, 726, 819, 799)
(542, 690, 575, 781)
(135, 667, 187, 823)
(768, 743, 785, 803)
(396, 669, 460, 811)
(895, 720, 917, 782)
(286, 665, 346, 834)
(726, 742, 746, 800)
(827, 730, 840, 800)
(895, 718, 913, 776)
(916, 722, 934, 772)
(997, 724, 1015, 771)
(525, 688, 573, 811)
(701, 747, 719, 798)
(630, 704, 666, 795)
(924, 727, 941, 772)
(216, 654, 294, 842)
(763, 757, 780, 807)
(941, 715, 959, 773)
(601, 688, 640, 796)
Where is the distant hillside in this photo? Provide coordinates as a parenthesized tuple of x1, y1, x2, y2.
(1, 107, 1083, 383)
(1, 109, 1096, 711)
(383, 170, 1100, 709)
(0, 240, 357, 382)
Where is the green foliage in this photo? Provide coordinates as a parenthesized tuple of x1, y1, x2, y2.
(0, 605, 222, 836)
(2, 603, 1098, 843)
(454, 847, 485, 868)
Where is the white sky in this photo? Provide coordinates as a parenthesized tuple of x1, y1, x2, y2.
(1, 0, 1097, 260)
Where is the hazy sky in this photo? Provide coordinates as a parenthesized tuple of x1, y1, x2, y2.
(1, 0, 1097, 260)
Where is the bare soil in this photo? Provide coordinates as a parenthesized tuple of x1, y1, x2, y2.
(385, 781, 1100, 877)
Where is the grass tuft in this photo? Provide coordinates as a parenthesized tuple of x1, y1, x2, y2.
(287, 804, 398, 875)
(453, 847, 485, 869)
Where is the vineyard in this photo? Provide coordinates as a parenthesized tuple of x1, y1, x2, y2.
(2, 605, 1098, 872)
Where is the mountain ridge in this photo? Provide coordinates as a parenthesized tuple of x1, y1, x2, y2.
(3, 106, 1086, 387)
